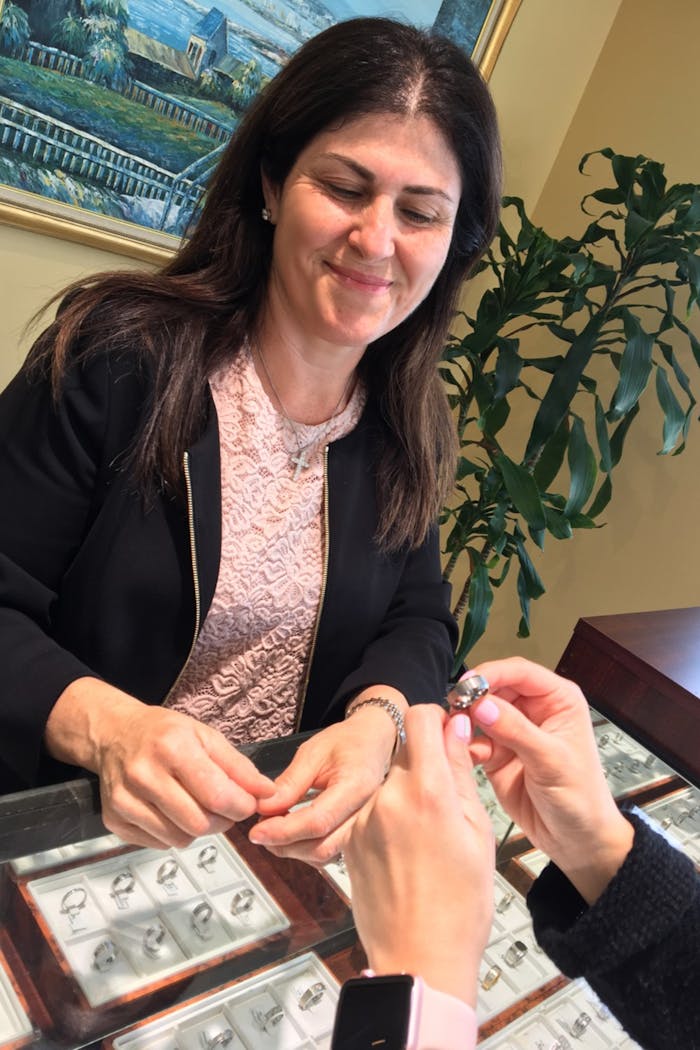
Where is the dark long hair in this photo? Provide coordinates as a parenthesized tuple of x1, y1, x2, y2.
(28, 17, 502, 550)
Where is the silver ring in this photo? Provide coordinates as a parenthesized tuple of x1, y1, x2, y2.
(571, 1012, 591, 1038)
(143, 922, 166, 958)
(93, 938, 119, 972)
(480, 964, 501, 990)
(231, 887, 255, 915)
(298, 981, 325, 1010)
(111, 871, 135, 906)
(628, 759, 641, 774)
(495, 890, 515, 913)
(156, 858, 179, 885)
(597, 733, 609, 748)
(504, 939, 528, 967)
(60, 886, 87, 915)
(191, 900, 214, 938)
(199, 1029, 234, 1050)
(644, 753, 656, 768)
(448, 673, 489, 711)
(253, 1005, 284, 1033)
(197, 844, 218, 871)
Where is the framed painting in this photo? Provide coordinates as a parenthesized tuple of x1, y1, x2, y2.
(0, 0, 520, 263)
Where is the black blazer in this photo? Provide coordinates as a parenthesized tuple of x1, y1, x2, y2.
(0, 352, 456, 791)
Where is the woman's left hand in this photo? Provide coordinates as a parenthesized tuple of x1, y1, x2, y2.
(249, 702, 398, 865)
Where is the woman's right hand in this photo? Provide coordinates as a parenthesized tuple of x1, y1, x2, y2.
(44, 677, 276, 848)
(453, 657, 634, 904)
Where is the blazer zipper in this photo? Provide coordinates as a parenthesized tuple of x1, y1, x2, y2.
(163, 451, 201, 702)
(294, 444, 330, 731)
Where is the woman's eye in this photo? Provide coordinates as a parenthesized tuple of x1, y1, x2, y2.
(402, 208, 437, 226)
(325, 182, 363, 200)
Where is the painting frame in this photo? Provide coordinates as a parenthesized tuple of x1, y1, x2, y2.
(0, 0, 520, 264)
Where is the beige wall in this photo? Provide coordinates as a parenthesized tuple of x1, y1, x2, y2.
(1, 0, 698, 672)
(468, 0, 700, 670)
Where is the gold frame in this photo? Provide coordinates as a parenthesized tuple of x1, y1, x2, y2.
(0, 0, 521, 264)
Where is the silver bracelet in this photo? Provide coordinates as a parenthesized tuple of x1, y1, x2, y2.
(345, 696, 406, 756)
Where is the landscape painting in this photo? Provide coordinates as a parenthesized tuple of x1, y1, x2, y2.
(0, 0, 518, 260)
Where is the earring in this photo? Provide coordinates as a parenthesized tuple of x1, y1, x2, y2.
(261, 206, 272, 222)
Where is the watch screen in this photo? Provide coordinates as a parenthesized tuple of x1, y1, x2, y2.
(331, 975, 413, 1049)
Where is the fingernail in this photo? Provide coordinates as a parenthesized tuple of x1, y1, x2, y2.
(474, 698, 500, 726)
(248, 829, 266, 845)
(452, 713, 472, 741)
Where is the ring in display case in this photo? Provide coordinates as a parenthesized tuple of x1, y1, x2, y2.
(480, 965, 502, 991)
(504, 940, 528, 967)
(110, 871, 136, 910)
(190, 901, 214, 940)
(298, 981, 325, 1010)
(197, 845, 218, 872)
(93, 938, 119, 973)
(252, 1005, 284, 1033)
(230, 888, 255, 915)
(143, 922, 166, 959)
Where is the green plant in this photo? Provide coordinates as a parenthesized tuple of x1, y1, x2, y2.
(441, 148, 700, 669)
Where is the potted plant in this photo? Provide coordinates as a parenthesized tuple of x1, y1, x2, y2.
(441, 148, 700, 669)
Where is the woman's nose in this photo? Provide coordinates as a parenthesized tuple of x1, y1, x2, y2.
(347, 197, 396, 259)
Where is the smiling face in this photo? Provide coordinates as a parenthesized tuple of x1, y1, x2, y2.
(260, 111, 462, 358)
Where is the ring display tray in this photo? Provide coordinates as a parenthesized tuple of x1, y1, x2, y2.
(21, 834, 290, 1009)
(110, 952, 339, 1050)
(641, 785, 700, 865)
(478, 978, 642, 1049)
(0, 948, 32, 1050)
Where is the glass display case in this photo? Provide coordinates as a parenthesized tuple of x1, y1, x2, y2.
(0, 609, 697, 1049)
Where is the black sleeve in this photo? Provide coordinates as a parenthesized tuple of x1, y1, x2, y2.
(527, 810, 700, 1050)
(0, 354, 142, 790)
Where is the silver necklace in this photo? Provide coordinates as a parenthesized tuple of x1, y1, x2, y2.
(253, 344, 355, 479)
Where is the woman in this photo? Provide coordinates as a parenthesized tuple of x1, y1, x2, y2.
(0, 19, 502, 860)
(341, 660, 699, 1049)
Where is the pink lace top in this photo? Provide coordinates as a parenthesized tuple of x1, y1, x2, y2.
(164, 345, 366, 744)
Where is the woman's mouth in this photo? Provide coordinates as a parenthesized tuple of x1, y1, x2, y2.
(326, 261, 393, 292)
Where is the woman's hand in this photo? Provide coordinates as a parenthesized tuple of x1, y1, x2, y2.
(45, 677, 276, 848)
(250, 699, 399, 865)
(457, 657, 634, 904)
(345, 704, 494, 1007)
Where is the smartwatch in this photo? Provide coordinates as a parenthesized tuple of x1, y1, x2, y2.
(330, 973, 478, 1050)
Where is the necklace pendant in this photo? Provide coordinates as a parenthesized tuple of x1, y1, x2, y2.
(291, 447, 310, 479)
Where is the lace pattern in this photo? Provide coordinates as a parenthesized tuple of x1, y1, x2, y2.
(164, 345, 365, 744)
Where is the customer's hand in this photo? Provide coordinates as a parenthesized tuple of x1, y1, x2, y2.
(345, 704, 494, 1007)
(456, 657, 634, 903)
(250, 699, 399, 865)
(45, 678, 276, 848)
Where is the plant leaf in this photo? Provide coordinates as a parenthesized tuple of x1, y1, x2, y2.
(453, 555, 493, 668)
(655, 365, 686, 454)
(495, 453, 546, 534)
(564, 418, 597, 517)
(608, 311, 654, 420)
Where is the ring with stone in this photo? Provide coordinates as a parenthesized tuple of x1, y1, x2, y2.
(504, 939, 528, 967)
(156, 858, 180, 885)
(60, 886, 88, 916)
(495, 890, 515, 913)
(571, 1011, 591, 1038)
(298, 981, 325, 1010)
(143, 921, 166, 958)
(93, 938, 119, 972)
(110, 871, 136, 904)
(253, 1005, 284, 1033)
(199, 1028, 234, 1049)
(448, 673, 489, 711)
(191, 900, 214, 938)
(197, 844, 218, 871)
(231, 887, 255, 915)
(480, 964, 502, 991)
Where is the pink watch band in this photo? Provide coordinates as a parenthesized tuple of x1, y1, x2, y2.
(410, 978, 478, 1050)
(361, 971, 478, 1050)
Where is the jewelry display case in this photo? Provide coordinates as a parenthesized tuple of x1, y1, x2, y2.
(0, 609, 696, 1049)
